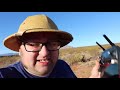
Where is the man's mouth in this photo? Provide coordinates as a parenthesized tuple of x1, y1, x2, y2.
(36, 59, 49, 65)
(37, 59, 48, 62)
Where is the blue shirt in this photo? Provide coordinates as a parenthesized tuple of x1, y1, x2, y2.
(0, 59, 77, 78)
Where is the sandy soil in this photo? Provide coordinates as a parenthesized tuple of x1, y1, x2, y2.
(70, 60, 96, 78)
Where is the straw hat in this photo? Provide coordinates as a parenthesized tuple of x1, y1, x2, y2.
(3, 14, 73, 52)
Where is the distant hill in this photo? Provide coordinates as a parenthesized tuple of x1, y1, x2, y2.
(60, 45, 73, 49)
(0, 53, 19, 57)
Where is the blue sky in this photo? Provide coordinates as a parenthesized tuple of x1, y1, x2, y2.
(0, 12, 120, 54)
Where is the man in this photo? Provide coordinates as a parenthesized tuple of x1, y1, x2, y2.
(0, 14, 77, 78)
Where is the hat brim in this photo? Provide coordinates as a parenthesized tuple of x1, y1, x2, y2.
(3, 29, 73, 52)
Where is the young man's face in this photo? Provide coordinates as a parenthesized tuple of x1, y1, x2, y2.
(19, 33, 60, 77)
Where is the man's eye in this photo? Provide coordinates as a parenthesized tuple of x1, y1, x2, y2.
(51, 43, 58, 46)
(51, 42, 60, 46)
(27, 43, 39, 46)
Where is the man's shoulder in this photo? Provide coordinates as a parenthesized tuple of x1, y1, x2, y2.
(0, 62, 19, 71)
(0, 67, 17, 78)
(0, 62, 24, 78)
(0, 67, 15, 74)
(57, 59, 69, 65)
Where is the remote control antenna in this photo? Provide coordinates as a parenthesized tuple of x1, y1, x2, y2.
(96, 42, 105, 51)
(103, 34, 115, 46)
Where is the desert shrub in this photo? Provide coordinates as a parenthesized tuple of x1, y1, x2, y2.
(59, 52, 83, 65)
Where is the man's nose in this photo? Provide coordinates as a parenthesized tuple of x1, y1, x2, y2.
(38, 45, 49, 57)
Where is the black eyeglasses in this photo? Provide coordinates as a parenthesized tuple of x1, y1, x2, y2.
(22, 41, 61, 52)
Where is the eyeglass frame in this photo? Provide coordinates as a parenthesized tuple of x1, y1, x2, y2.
(22, 41, 61, 52)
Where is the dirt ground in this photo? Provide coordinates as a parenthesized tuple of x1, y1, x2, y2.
(70, 60, 96, 78)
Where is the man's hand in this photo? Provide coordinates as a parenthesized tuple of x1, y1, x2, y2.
(89, 58, 107, 78)
(89, 60, 102, 78)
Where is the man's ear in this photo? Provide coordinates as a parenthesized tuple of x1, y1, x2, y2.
(19, 50, 21, 56)
(19, 47, 21, 56)
(19, 52, 20, 56)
